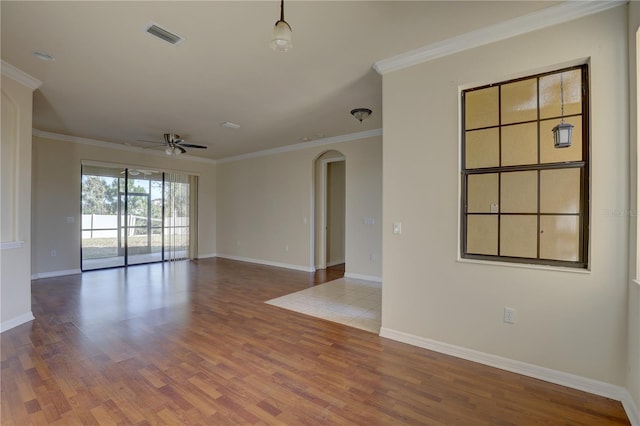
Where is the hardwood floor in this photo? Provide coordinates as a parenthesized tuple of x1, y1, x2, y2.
(310, 263, 345, 285)
(1, 258, 630, 425)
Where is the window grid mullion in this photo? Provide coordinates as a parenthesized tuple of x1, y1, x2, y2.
(497, 85, 502, 256)
(461, 64, 588, 268)
(536, 75, 542, 260)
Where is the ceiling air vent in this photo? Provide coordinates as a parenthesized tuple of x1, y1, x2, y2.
(145, 23, 184, 45)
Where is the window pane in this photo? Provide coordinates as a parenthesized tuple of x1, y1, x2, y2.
(540, 168, 581, 214)
(539, 69, 582, 119)
(467, 173, 498, 213)
(540, 215, 580, 261)
(461, 65, 587, 268)
(500, 215, 537, 258)
(465, 128, 499, 169)
(501, 122, 538, 166)
(501, 171, 538, 213)
(465, 86, 499, 130)
(539, 116, 582, 163)
(467, 215, 498, 255)
(501, 78, 537, 124)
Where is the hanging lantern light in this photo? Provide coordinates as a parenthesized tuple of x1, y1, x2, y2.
(552, 72, 573, 148)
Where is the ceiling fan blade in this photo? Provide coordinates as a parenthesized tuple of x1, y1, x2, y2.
(179, 143, 208, 149)
(177, 146, 187, 154)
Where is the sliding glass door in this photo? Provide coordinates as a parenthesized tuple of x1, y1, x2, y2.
(81, 164, 197, 271)
(126, 170, 163, 265)
(81, 165, 126, 269)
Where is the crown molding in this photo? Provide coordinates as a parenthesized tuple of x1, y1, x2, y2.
(1, 60, 42, 90)
(373, 0, 628, 75)
(32, 129, 218, 165)
(33, 128, 383, 165)
(217, 128, 382, 164)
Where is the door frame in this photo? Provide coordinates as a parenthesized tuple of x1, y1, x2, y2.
(314, 154, 345, 270)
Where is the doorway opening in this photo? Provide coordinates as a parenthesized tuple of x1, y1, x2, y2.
(313, 150, 346, 273)
(80, 164, 197, 271)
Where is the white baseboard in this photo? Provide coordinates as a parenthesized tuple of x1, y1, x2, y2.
(344, 272, 382, 282)
(197, 253, 217, 259)
(327, 259, 345, 267)
(379, 327, 639, 425)
(215, 254, 314, 273)
(1, 311, 34, 333)
(622, 394, 640, 426)
(32, 269, 82, 280)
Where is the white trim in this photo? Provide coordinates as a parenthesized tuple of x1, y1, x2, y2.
(622, 393, 640, 426)
(31, 269, 81, 280)
(379, 327, 639, 425)
(0, 240, 24, 250)
(327, 260, 345, 268)
(196, 253, 216, 259)
(344, 272, 382, 282)
(1, 61, 42, 90)
(217, 129, 381, 164)
(315, 156, 347, 271)
(373, 0, 627, 75)
(0, 312, 35, 333)
(634, 279, 640, 287)
(215, 254, 314, 273)
(33, 128, 382, 165)
(457, 257, 591, 274)
(32, 129, 217, 165)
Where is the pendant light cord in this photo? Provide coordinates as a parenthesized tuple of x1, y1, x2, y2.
(560, 73, 565, 124)
(280, 0, 285, 21)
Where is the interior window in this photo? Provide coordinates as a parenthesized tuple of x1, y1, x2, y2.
(461, 65, 589, 268)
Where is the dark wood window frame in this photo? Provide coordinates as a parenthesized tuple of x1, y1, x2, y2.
(461, 65, 590, 269)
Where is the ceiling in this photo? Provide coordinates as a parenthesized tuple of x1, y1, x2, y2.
(1, 1, 556, 160)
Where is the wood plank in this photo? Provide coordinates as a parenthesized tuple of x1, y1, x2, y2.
(0, 258, 629, 425)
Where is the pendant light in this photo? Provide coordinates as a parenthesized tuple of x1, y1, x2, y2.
(552, 73, 574, 149)
(270, 0, 292, 52)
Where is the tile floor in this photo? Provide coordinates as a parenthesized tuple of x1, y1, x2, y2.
(265, 278, 381, 333)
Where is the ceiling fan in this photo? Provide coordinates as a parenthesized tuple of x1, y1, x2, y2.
(137, 133, 208, 156)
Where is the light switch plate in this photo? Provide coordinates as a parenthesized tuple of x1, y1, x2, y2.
(393, 222, 402, 235)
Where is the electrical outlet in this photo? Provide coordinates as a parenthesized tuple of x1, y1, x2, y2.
(503, 307, 516, 324)
(284, 244, 289, 252)
(50, 250, 57, 257)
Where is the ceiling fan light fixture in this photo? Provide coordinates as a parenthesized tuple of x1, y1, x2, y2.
(270, 0, 292, 52)
(351, 108, 372, 123)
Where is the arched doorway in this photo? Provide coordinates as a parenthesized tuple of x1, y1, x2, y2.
(313, 150, 345, 271)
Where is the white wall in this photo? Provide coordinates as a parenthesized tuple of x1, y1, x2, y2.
(216, 136, 382, 279)
(1, 73, 37, 330)
(628, 0, 640, 411)
(382, 6, 629, 386)
(31, 135, 217, 277)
